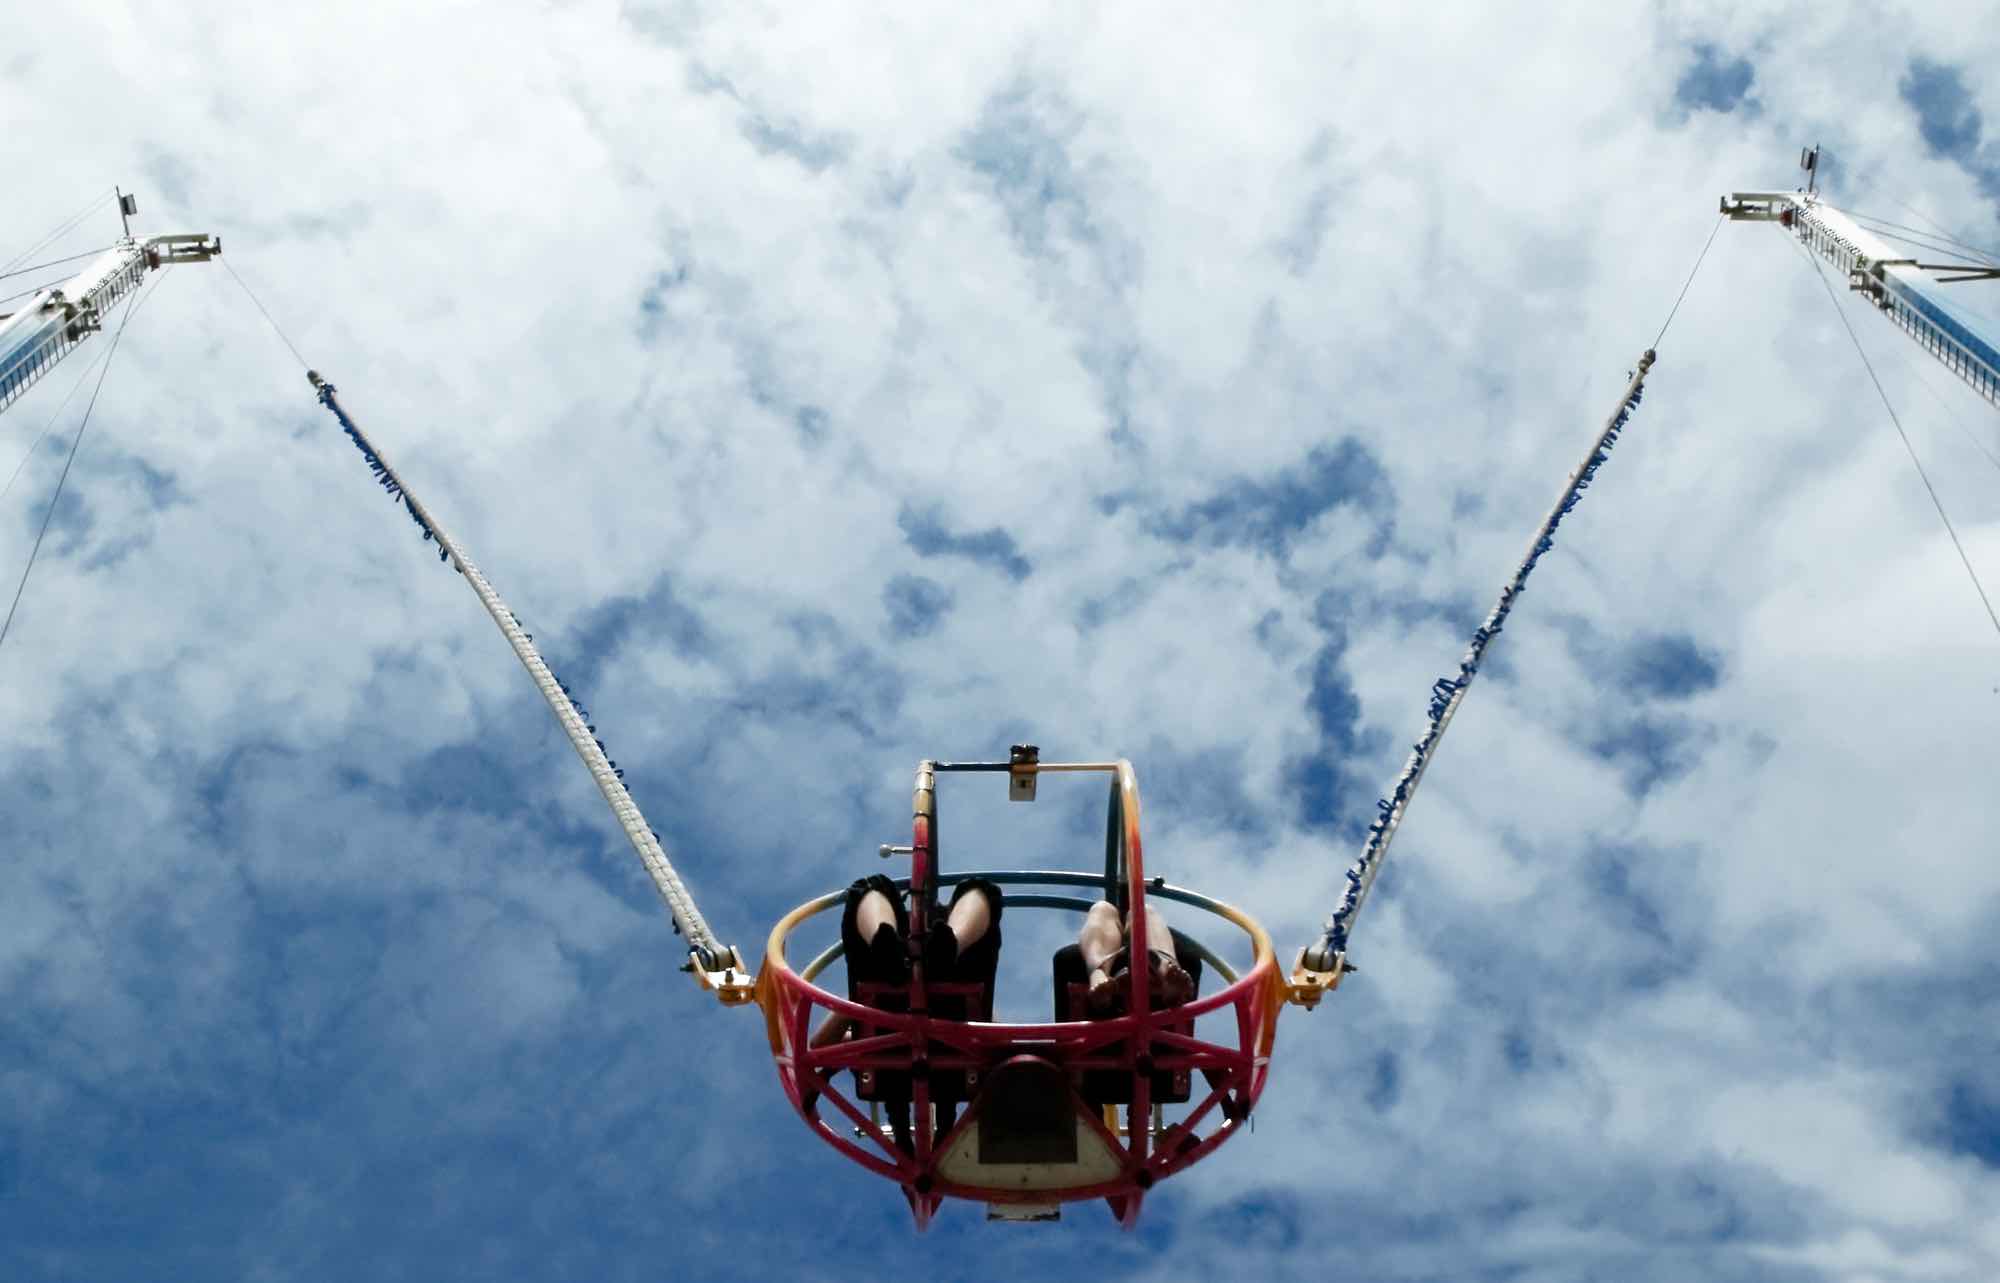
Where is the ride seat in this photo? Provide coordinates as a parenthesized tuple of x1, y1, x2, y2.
(1050, 927, 1204, 1106)
(848, 973, 995, 1105)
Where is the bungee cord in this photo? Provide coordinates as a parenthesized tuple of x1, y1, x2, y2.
(1303, 352, 1656, 972)
(218, 260, 740, 977)
(305, 372, 737, 971)
(1654, 216, 1726, 349)
(220, 258, 311, 372)
(1304, 216, 1730, 974)
(146, 169, 1992, 1003)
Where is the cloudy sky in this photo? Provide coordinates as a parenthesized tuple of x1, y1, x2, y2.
(5, 3, 2000, 1279)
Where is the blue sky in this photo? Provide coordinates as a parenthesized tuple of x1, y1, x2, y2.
(4, 4, 2000, 1281)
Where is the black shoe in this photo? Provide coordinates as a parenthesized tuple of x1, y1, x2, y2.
(923, 926, 959, 978)
(868, 923, 909, 981)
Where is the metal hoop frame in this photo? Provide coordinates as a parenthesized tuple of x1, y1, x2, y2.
(754, 760, 1284, 1228)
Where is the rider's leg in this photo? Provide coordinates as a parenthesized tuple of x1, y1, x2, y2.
(944, 885, 991, 949)
(929, 878, 1003, 979)
(855, 887, 900, 945)
(1125, 902, 1175, 964)
(1126, 902, 1192, 1006)
(1080, 900, 1125, 1000)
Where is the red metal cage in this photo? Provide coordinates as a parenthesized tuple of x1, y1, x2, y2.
(754, 758, 1284, 1228)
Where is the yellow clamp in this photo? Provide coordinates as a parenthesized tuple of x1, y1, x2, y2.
(1284, 948, 1349, 1010)
(690, 946, 759, 1006)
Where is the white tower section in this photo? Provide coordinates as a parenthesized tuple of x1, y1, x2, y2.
(0, 218, 218, 418)
(1721, 189, 1999, 409)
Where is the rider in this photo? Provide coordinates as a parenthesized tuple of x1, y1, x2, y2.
(808, 873, 1003, 1152)
(1077, 897, 1194, 1015)
(812, 872, 1004, 1046)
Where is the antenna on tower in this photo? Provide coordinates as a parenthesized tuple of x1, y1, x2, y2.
(1799, 144, 1820, 197)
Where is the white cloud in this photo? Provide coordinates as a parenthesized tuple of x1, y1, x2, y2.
(3, 1, 1998, 1277)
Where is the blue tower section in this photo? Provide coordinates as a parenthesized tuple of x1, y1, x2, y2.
(1723, 187, 2000, 410)
(1877, 267, 2000, 405)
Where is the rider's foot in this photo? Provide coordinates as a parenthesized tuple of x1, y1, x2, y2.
(1148, 950, 1194, 1008)
(867, 922, 908, 980)
(1086, 965, 1126, 1016)
(922, 924, 959, 977)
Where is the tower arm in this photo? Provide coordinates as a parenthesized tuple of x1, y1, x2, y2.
(1722, 190, 2000, 408)
(0, 231, 220, 419)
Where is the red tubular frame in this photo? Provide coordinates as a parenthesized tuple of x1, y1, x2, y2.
(753, 760, 1285, 1229)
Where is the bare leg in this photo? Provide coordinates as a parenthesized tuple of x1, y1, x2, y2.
(1080, 900, 1126, 1008)
(1125, 903, 1175, 965)
(855, 888, 900, 944)
(944, 886, 991, 949)
(1080, 900, 1124, 974)
(1127, 902, 1192, 1006)
(813, 888, 904, 1050)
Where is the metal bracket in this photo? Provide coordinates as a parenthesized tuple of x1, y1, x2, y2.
(1719, 191, 1794, 222)
(1918, 265, 2000, 284)
(1284, 948, 1349, 1009)
(1008, 743, 1039, 802)
(144, 233, 221, 266)
(689, 946, 758, 1006)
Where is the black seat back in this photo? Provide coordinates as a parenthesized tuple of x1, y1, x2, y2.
(1050, 928, 1204, 1105)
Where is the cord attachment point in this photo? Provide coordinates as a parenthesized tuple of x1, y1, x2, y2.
(1008, 743, 1039, 802)
(1285, 948, 1349, 1009)
(691, 945, 758, 1006)
(143, 233, 220, 266)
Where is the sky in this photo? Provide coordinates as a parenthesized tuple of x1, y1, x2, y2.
(3, 3, 2000, 1280)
